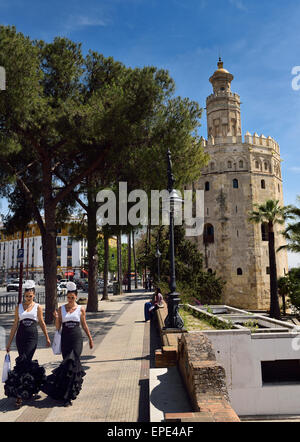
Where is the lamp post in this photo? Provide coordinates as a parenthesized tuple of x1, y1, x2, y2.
(155, 245, 161, 283)
(164, 149, 184, 329)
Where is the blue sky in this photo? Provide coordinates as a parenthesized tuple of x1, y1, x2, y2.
(1, 0, 300, 265)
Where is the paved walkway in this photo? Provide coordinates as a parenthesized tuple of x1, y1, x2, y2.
(0, 289, 165, 422)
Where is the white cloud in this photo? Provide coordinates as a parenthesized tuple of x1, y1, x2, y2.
(289, 167, 300, 173)
(229, 0, 248, 11)
(62, 13, 109, 34)
(74, 16, 107, 27)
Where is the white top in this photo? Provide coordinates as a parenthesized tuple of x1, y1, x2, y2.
(61, 305, 81, 323)
(19, 303, 39, 321)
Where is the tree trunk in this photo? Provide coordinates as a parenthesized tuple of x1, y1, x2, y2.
(102, 230, 109, 300)
(127, 232, 132, 293)
(117, 232, 123, 295)
(132, 230, 138, 288)
(42, 206, 58, 324)
(18, 229, 24, 304)
(268, 223, 280, 319)
(86, 192, 98, 312)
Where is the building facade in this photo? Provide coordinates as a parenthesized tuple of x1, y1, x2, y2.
(195, 59, 288, 310)
(0, 220, 116, 282)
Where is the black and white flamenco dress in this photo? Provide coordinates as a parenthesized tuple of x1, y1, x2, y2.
(42, 305, 86, 404)
(4, 303, 46, 400)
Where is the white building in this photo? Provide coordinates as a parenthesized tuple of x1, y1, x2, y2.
(0, 221, 88, 281)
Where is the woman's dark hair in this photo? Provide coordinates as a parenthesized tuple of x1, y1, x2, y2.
(67, 290, 78, 296)
(24, 288, 35, 293)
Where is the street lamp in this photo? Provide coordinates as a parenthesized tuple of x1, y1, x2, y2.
(155, 245, 161, 283)
(163, 149, 184, 329)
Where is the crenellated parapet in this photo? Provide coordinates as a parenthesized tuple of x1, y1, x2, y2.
(244, 131, 280, 153)
(206, 91, 240, 105)
(200, 132, 280, 153)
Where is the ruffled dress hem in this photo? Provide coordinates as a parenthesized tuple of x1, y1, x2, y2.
(4, 354, 46, 400)
(41, 350, 85, 402)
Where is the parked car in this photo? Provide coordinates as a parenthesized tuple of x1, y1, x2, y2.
(57, 282, 68, 297)
(57, 279, 69, 284)
(6, 279, 26, 292)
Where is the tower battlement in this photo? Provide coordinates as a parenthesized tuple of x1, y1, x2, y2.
(201, 132, 280, 153)
(206, 91, 240, 105)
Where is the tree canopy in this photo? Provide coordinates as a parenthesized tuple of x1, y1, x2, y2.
(0, 25, 208, 322)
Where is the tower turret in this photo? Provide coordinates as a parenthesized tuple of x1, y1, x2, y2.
(206, 58, 242, 139)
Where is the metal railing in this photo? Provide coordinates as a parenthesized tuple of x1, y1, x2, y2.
(0, 292, 67, 313)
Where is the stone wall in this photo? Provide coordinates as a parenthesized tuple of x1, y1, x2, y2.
(176, 332, 240, 422)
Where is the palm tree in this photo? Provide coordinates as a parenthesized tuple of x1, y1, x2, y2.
(249, 199, 290, 319)
(279, 196, 300, 254)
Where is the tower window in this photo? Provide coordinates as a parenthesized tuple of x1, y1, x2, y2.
(233, 179, 239, 189)
(239, 160, 243, 168)
(228, 161, 232, 169)
(203, 224, 214, 244)
(255, 161, 259, 169)
(237, 268, 243, 275)
(261, 179, 266, 189)
(205, 181, 210, 191)
(220, 87, 225, 91)
(261, 223, 269, 241)
(207, 268, 213, 274)
(264, 162, 268, 171)
(266, 267, 270, 275)
(210, 162, 215, 171)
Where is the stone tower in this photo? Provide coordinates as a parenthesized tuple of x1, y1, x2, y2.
(195, 59, 288, 310)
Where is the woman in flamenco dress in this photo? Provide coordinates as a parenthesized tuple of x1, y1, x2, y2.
(4, 280, 51, 407)
(42, 282, 93, 407)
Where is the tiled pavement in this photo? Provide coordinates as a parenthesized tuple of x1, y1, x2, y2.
(0, 289, 161, 422)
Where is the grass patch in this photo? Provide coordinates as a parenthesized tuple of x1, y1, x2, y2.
(179, 307, 217, 331)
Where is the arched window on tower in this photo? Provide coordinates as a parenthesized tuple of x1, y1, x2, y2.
(239, 160, 243, 168)
(233, 179, 239, 189)
(261, 179, 266, 189)
(261, 223, 269, 241)
(205, 181, 210, 191)
(227, 160, 232, 169)
(264, 162, 268, 171)
(203, 224, 214, 244)
(237, 268, 243, 275)
(207, 268, 213, 274)
(255, 160, 259, 169)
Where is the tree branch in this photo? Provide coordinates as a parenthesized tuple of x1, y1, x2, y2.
(54, 170, 88, 212)
(52, 149, 107, 206)
(3, 160, 46, 236)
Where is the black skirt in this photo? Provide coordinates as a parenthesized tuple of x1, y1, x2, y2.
(61, 321, 83, 359)
(42, 322, 85, 402)
(4, 320, 46, 400)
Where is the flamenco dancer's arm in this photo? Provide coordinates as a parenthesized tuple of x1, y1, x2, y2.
(80, 308, 94, 349)
(37, 305, 51, 347)
(6, 306, 19, 353)
(53, 306, 62, 331)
